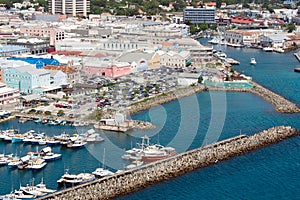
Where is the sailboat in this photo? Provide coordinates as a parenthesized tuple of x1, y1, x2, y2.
(92, 148, 114, 178)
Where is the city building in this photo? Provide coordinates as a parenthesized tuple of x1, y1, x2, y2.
(160, 50, 191, 68)
(189, 45, 214, 65)
(48, 70, 68, 86)
(3, 65, 50, 94)
(44, 65, 80, 84)
(116, 51, 161, 72)
(0, 82, 20, 105)
(19, 26, 65, 46)
(84, 59, 131, 78)
(0, 45, 29, 57)
(7, 38, 50, 55)
(48, 0, 90, 17)
(183, 7, 216, 24)
(8, 57, 60, 69)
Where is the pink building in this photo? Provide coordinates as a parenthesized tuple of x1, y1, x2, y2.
(85, 63, 131, 78)
(20, 27, 65, 46)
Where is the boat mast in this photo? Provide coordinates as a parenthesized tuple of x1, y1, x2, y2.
(102, 148, 106, 169)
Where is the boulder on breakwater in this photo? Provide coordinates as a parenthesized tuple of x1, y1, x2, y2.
(133, 120, 156, 130)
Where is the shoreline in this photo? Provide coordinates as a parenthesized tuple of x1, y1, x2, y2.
(37, 126, 299, 200)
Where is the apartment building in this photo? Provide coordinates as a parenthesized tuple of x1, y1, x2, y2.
(183, 7, 216, 24)
(48, 0, 90, 17)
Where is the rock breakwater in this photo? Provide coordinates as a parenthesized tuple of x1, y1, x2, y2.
(38, 126, 298, 200)
(128, 85, 206, 115)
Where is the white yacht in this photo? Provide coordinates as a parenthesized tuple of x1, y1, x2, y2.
(92, 168, 114, 178)
(66, 139, 87, 148)
(57, 171, 95, 188)
(250, 57, 257, 65)
(263, 47, 273, 52)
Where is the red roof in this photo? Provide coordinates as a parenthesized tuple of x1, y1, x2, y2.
(231, 17, 254, 24)
(50, 50, 82, 56)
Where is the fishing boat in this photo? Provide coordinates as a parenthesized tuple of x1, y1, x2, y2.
(250, 57, 257, 65)
(57, 170, 95, 188)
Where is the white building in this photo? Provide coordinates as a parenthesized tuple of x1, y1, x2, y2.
(48, 0, 90, 17)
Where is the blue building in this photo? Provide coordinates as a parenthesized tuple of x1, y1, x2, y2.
(8, 57, 60, 68)
(4, 65, 50, 94)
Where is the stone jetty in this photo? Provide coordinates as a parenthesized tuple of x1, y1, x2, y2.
(38, 126, 298, 200)
(128, 85, 206, 114)
(249, 81, 300, 113)
(206, 81, 300, 113)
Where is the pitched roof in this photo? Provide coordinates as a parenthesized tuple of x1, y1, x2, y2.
(116, 52, 155, 63)
(16, 65, 49, 76)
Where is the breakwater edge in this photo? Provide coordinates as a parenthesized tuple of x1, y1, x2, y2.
(38, 126, 298, 200)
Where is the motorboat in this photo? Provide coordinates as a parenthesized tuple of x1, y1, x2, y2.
(85, 134, 104, 143)
(40, 147, 62, 161)
(57, 171, 95, 188)
(125, 161, 144, 170)
(7, 158, 22, 168)
(250, 57, 257, 65)
(66, 139, 87, 149)
(25, 158, 47, 170)
(11, 134, 24, 143)
(1, 189, 36, 200)
(122, 135, 177, 163)
(263, 47, 273, 52)
(141, 146, 177, 162)
(20, 178, 55, 197)
(92, 168, 114, 178)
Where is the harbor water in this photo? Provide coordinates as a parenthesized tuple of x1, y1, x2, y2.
(1, 39, 300, 199)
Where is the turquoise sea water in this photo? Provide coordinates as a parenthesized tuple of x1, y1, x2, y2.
(1, 39, 300, 199)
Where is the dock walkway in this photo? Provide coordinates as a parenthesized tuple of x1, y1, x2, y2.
(37, 126, 298, 200)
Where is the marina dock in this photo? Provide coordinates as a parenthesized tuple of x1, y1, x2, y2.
(37, 126, 298, 200)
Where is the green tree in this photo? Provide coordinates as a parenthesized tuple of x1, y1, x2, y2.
(216, 0, 222, 8)
(286, 22, 296, 33)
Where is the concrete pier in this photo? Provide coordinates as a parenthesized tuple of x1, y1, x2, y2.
(38, 126, 298, 200)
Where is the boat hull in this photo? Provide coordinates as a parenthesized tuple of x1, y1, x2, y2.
(142, 152, 177, 162)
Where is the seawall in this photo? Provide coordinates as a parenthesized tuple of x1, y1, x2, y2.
(206, 81, 300, 113)
(38, 126, 298, 200)
(249, 81, 300, 113)
(127, 85, 206, 114)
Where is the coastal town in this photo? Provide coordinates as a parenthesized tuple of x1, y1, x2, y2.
(0, 0, 299, 199)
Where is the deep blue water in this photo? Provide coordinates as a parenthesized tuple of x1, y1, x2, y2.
(1, 39, 300, 199)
